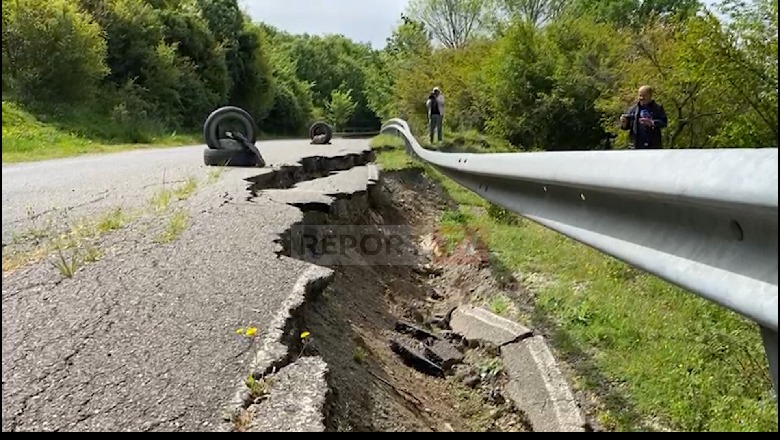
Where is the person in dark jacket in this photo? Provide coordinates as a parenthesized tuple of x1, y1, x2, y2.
(620, 85, 668, 149)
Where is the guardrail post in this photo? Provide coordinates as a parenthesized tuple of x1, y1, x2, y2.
(761, 327, 778, 396)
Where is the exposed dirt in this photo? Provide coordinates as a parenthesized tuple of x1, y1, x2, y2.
(286, 168, 533, 432)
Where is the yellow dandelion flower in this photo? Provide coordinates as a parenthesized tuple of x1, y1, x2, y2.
(236, 328, 245, 335)
(245, 327, 258, 338)
(300, 331, 311, 340)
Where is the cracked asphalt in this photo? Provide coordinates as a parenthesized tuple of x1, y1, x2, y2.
(2, 139, 373, 432)
(1, 140, 372, 244)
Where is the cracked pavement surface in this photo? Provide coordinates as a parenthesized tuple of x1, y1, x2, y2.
(1, 140, 370, 244)
(2, 139, 373, 432)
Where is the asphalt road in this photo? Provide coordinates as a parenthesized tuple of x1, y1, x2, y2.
(1, 140, 372, 244)
(2, 139, 374, 431)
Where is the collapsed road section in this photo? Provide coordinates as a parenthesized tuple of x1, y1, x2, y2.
(227, 158, 589, 432)
(2, 138, 586, 432)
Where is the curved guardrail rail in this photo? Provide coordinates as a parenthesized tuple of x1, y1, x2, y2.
(381, 118, 779, 395)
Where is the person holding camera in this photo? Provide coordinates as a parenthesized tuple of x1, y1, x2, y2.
(620, 85, 668, 149)
(426, 87, 445, 144)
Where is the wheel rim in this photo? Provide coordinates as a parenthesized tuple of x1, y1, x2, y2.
(215, 117, 250, 140)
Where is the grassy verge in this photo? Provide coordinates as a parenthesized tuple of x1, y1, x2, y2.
(372, 134, 778, 432)
(2, 101, 200, 163)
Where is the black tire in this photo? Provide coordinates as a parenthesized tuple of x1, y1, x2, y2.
(203, 106, 257, 150)
(309, 121, 333, 144)
(203, 148, 260, 167)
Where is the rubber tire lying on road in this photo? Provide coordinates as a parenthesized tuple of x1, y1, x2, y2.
(203, 106, 257, 150)
(203, 148, 260, 167)
(309, 121, 333, 144)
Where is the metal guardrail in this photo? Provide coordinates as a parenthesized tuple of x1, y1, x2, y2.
(381, 118, 779, 396)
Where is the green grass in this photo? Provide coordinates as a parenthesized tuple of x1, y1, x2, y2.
(150, 189, 174, 213)
(96, 208, 128, 233)
(372, 134, 778, 432)
(489, 295, 512, 317)
(370, 134, 414, 171)
(353, 346, 368, 364)
(3, 205, 138, 273)
(369, 133, 405, 150)
(173, 177, 199, 201)
(149, 177, 200, 213)
(436, 129, 515, 153)
(2, 101, 199, 163)
(156, 210, 190, 244)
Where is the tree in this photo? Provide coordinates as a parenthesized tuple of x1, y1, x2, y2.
(2, 0, 108, 104)
(565, 0, 701, 27)
(484, 16, 626, 150)
(684, 1, 778, 147)
(364, 15, 432, 122)
(281, 34, 380, 129)
(498, 0, 568, 26)
(407, 0, 493, 48)
(196, 0, 274, 120)
(385, 14, 432, 57)
(158, 0, 230, 126)
(327, 89, 358, 130)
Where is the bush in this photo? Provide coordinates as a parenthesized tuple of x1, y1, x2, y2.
(264, 81, 311, 135)
(2, 0, 108, 104)
(228, 22, 275, 122)
(160, 1, 230, 125)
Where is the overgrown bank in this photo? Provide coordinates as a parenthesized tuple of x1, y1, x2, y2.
(370, 134, 778, 432)
(1, 101, 201, 163)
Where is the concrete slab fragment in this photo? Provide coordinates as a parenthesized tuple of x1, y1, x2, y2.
(450, 305, 532, 347)
(249, 357, 329, 432)
(501, 336, 587, 432)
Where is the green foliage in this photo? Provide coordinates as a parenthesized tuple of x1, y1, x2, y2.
(497, 0, 568, 26)
(2, 0, 108, 103)
(327, 89, 358, 130)
(481, 16, 628, 150)
(159, 1, 230, 125)
(1, 100, 198, 163)
(259, 24, 316, 135)
(407, 0, 493, 48)
(565, 0, 701, 28)
(280, 33, 382, 130)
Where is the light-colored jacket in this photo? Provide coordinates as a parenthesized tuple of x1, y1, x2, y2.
(426, 94, 445, 117)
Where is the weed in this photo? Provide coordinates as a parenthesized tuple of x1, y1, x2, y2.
(487, 203, 522, 226)
(150, 189, 173, 213)
(174, 177, 198, 200)
(51, 247, 78, 278)
(245, 375, 270, 401)
(207, 167, 225, 184)
(156, 210, 189, 244)
(97, 208, 126, 233)
(353, 346, 367, 364)
(441, 209, 470, 225)
(298, 331, 313, 359)
(489, 295, 512, 316)
(233, 409, 254, 432)
(82, 244, 103, 263)
(477, 357, 504, 381)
